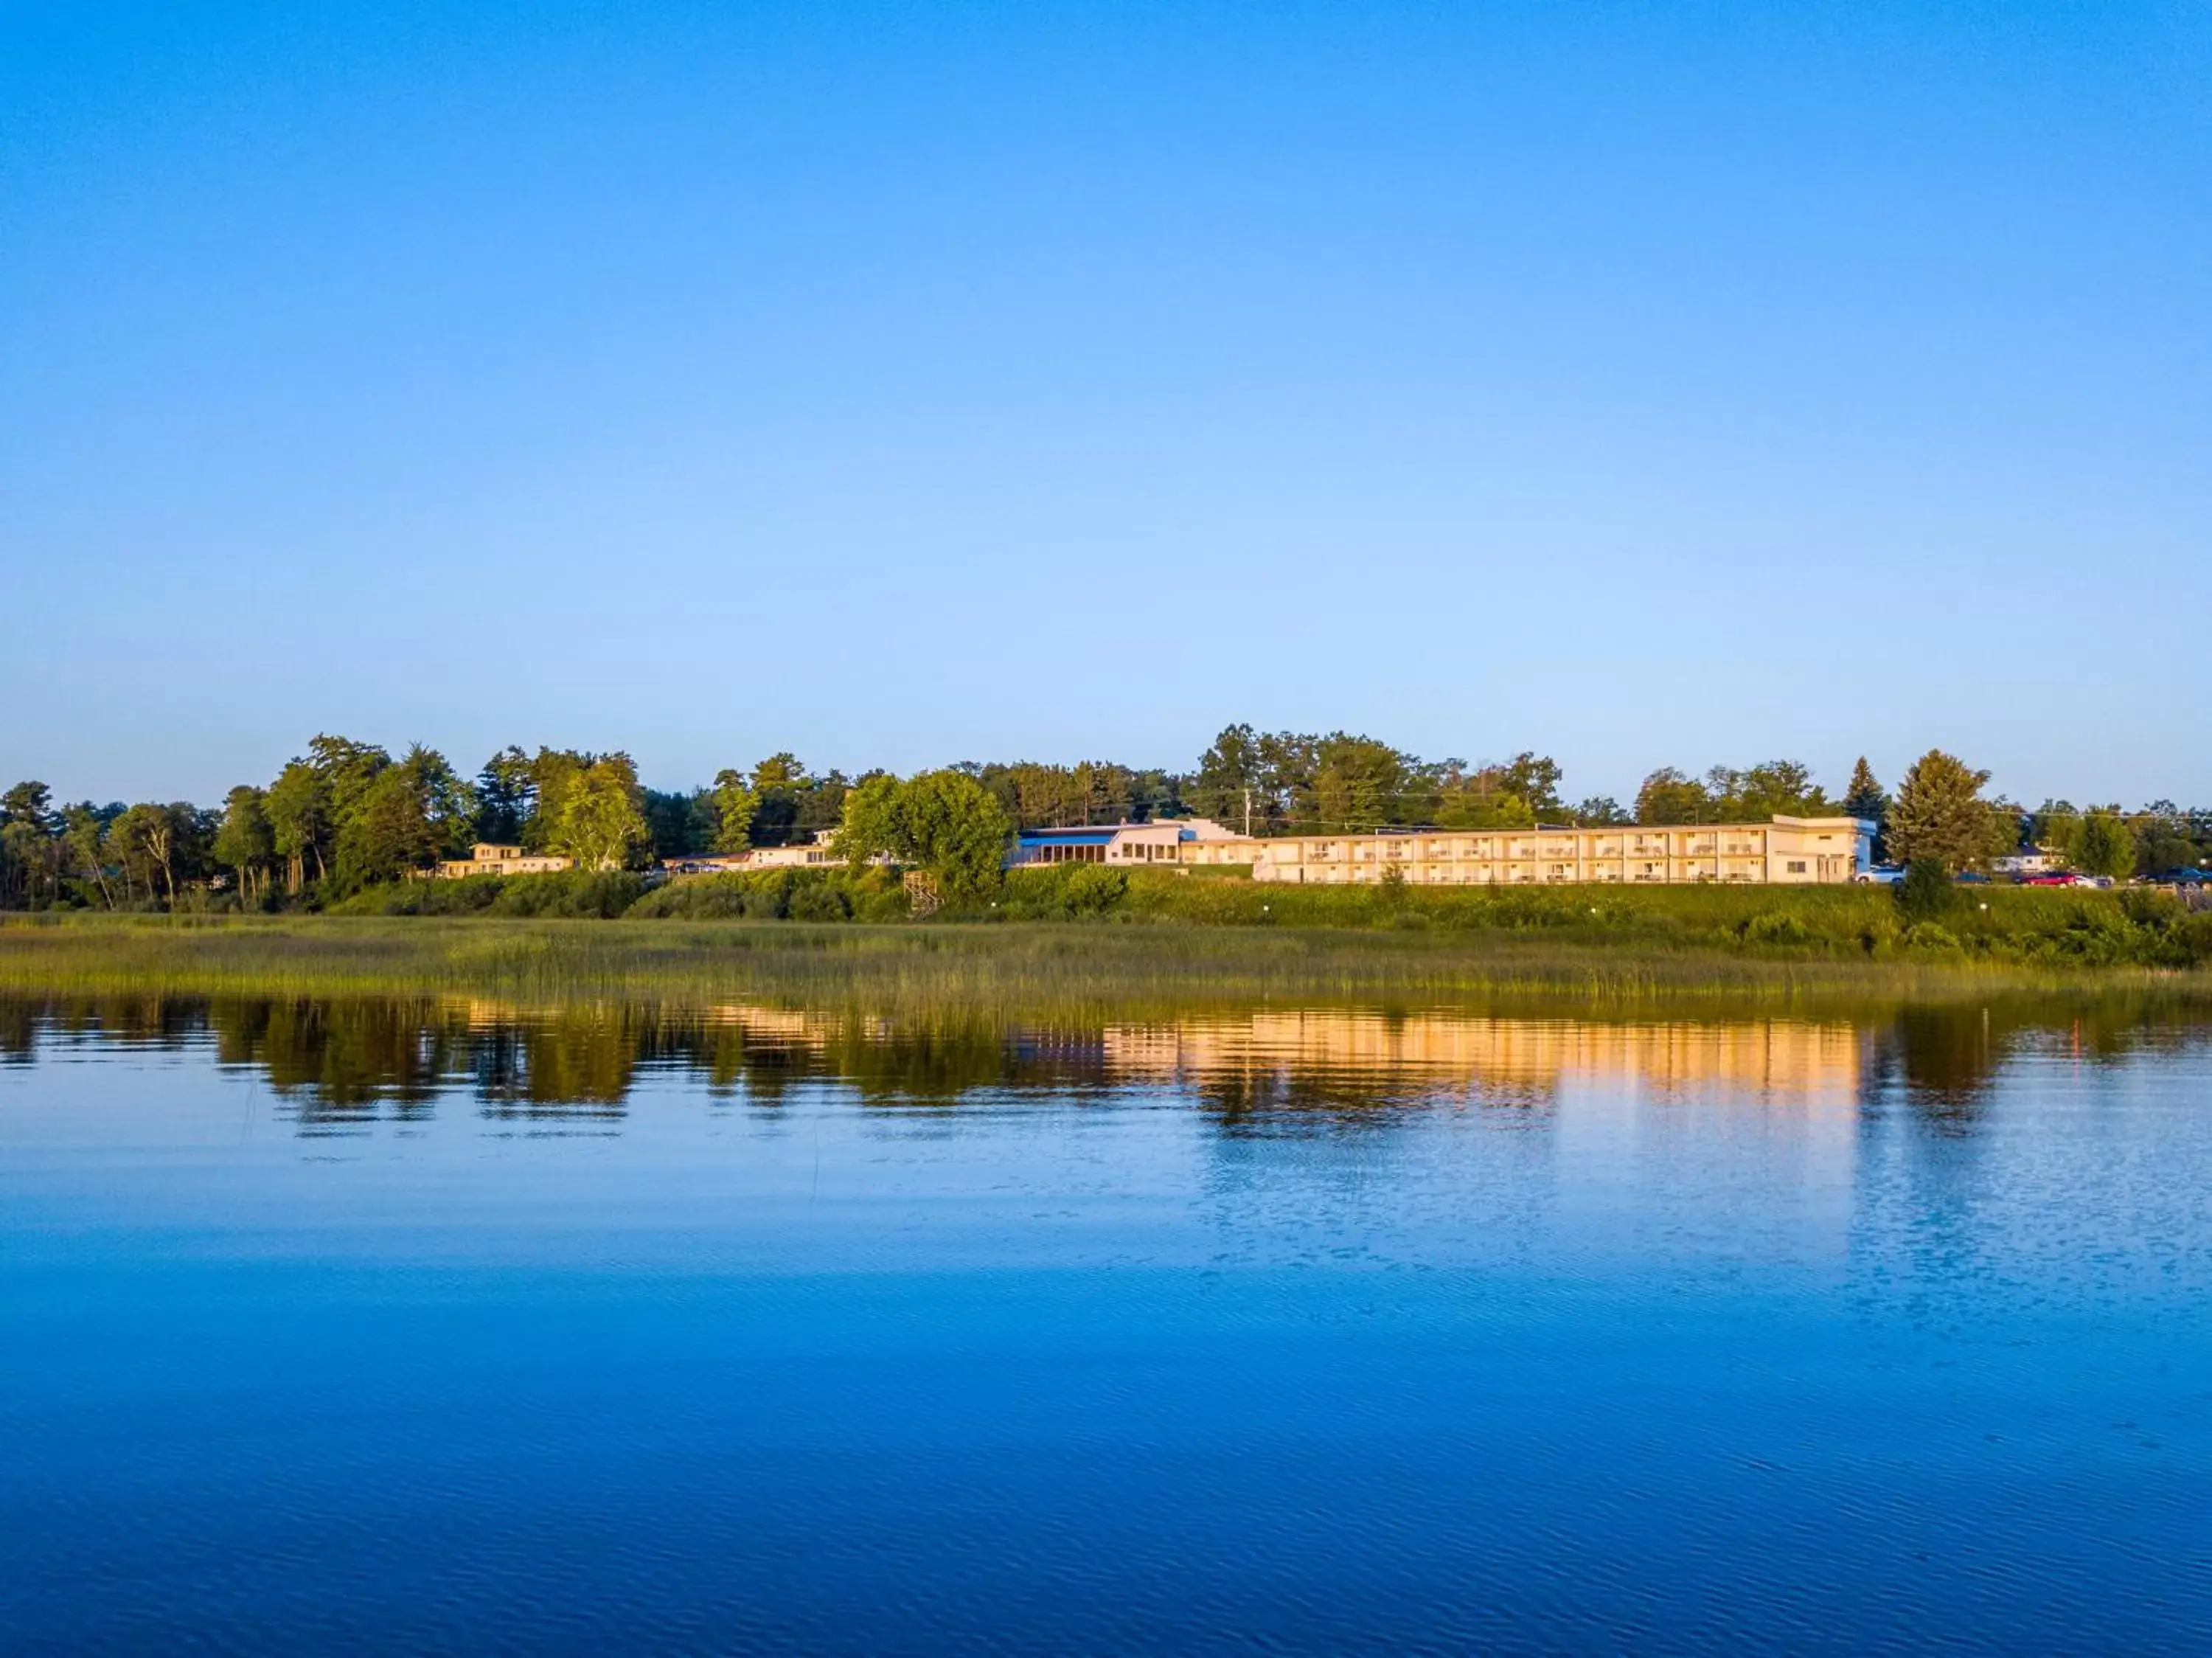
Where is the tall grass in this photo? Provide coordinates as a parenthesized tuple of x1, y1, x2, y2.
(0, 912, 2201, 1023)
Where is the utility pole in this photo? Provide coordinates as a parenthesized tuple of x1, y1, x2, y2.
(1243, 786, 1251, 839)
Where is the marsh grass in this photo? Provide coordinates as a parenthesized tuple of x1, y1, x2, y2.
(1, 912, 2201, 1024)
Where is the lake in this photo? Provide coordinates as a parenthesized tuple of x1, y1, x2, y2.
(3, 992, 2208, 1654)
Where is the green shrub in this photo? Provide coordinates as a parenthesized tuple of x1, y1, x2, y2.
(2118, 888, 2183, 929)
(996, 864, 1133, 921)
(627, 873, 753, 919)
(2177, 912, 2212, 968)
(1902, 921, 1962, 954)
(625, 868, 888, 923)
(1745, 911, 1812, 946)
(1062, 865, 1129, 915)
(486, 871, 645, 918)
(1896, 861, 1957, 923)
(1857, 915, 1900, 957)
(323, 871, 647, 918)
(787, 881, 854, 923)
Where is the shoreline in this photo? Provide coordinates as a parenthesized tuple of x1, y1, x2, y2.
(2, 914, 2203, 1018)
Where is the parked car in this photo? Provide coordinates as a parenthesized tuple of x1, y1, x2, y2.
(2019, 873, 2076, 887)
(1853, 866, 1905, 885)
(1954, 871, 1991, 885)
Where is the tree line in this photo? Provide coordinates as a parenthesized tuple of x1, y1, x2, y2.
(1, 728, 2205, 911)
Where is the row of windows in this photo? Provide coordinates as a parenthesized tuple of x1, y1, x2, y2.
(1289, 852, 1781, 869)
(1285, 836, 1767, 861)
(1248, 875, 1842, 892)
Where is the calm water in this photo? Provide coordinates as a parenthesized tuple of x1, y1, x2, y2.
(3, 994, 2209, 1654)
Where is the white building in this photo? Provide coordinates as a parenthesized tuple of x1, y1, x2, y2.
(1170, 816, 1874, 886)
(1009, 818, 1241, 867)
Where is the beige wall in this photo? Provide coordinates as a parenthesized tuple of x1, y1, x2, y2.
(1172, 816, 1869, 886)
(434, 844, 574, 878)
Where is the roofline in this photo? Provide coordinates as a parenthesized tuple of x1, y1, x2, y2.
(1192, 815, 1877, 844)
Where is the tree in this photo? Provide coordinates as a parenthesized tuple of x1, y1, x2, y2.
(708, 769, 759, 853)
(2074, 809, 2137, 881)
(833, 774, 903, 870)
(548, 755, 651, 870)
(475, 746, 536, 843)
(793, 769, 852, 839)
(1189, 724, 1267, 831)
(1983, 797, 2027, 864)
(643, 787, 716, 859)
(523, 749, 592, 851)
(1307, 734, 1411, 833)
(1885, 749, 1993, 873)
(333, 745, 470, 890)
(61, 803, 119, 909)
(744, 752, 811, 844)
(1571, 797, 1630, 825)
(307, 735, 390, 822)
(1130, 767, 1183, 822)
(1491, 752, 1565, 820)
(2130, 802, 2201, 878)
(970, 760, 1139, 830)
(265, 760, 332, 891)
(898, 771, 1013, 899)
(834, 769, 1012, 900)
(1635, 768, 1712, 825)
(1433, 763, 1537, 829)
(1711, 760, 1830, 819)
(213, 785, 276, 906)
(1, 782, 60, 909)
(106, 802, 181, 904)
(1843, 757, 1888, 826)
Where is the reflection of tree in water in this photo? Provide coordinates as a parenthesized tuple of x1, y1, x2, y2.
(224, 998, 449, 1127)
(1871, 1005, 2001, 1128)
(1863, 995, 2202, 1128)
(708, 1019, 1116, 1106)
(1, 993, 2205, 1140)
(1189, 1066, 1552, 1137)
(13, 993, 205, 1055)
(470, 1010, 649, 1120)
(0, 997, 35, 1064)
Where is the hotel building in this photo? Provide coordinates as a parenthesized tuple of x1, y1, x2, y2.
(1017, 816, 1874, 885)
(433, 844, 574, 878)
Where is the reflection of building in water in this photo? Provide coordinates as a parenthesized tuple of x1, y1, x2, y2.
(433, 996, 646, 1114)
(696, 1005, 877, 1044)
(658, 1005, 1866, 1109)
(1104, 1012, 1865, 1106)
(1115, 1010, 1870, 1259)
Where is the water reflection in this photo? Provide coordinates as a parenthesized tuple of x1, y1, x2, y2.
(1, 993, 2200, 1136)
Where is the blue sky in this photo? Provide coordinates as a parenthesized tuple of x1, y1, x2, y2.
(4, 2, 2207, 808)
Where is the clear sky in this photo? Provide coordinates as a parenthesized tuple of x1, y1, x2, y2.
(4, 1, 2207, 810)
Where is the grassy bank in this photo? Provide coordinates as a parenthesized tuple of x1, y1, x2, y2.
(1, 912, 2204, 1021)
(320, 862, 2212, 972)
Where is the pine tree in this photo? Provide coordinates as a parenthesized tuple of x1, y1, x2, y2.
(1843, 757, 1888, 825)
(1885, 749, 1992, 873)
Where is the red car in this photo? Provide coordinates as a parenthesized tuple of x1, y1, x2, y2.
(2019, 873, 2076, 886)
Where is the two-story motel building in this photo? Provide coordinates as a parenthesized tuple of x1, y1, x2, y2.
(433, 843, 575, 878)
(1015, 816, 1874, 885)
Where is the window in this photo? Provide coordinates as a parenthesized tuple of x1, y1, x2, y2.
(1787, 860, 1806, 874)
